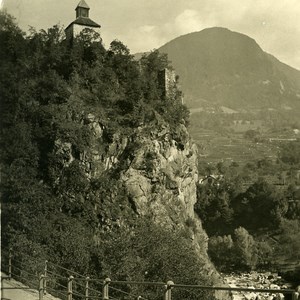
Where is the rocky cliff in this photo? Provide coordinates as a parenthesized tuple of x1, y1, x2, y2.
(54, 110, 228, 294)
(56, 111, 203, 237)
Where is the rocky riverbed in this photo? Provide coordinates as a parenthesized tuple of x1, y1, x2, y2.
(222, 272, 296, 300)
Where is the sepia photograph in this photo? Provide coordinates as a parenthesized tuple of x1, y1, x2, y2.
(1, 1, 300, 300)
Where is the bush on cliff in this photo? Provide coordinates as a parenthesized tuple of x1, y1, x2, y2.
(95, 218, 215, 300)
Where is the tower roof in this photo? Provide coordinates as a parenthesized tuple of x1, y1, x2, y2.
(76, 0, 90, 9)
(65, 0, 101, 34)
(65, 17, 101, 31)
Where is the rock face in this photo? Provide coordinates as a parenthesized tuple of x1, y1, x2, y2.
(122, 125, 198, 224)
(54, 112, 229, 298)
(78, 114, 205, 242)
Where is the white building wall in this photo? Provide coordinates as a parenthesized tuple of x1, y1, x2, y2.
(73, 24, 101, 40)
(65, 24, 101, 41)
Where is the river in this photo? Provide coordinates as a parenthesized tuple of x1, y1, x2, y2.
(222, 271, 297, 300)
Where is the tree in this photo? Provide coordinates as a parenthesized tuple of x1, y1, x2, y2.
(0, 12, 27, 129)
(233, 179, 287, 230)
(233, 227, 257, 270)
(109, 39, 131, 56)
(208, 235, 234, 270)
(276, 219, 300, 260)
(195, 181, 234, 236)
(284, 184, 300, 219)
(279, 141, 300, 166)
(244, 129, 259, 140)
(255, 240, 273, 268)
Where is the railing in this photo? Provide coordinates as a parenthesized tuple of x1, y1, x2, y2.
(1, 248, 299, 300)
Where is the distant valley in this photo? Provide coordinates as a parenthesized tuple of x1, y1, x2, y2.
(156, 27, 300, 163)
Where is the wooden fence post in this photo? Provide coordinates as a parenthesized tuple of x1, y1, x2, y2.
(85, 276, 90, 300)
(39, 275, 44, 300)
(102, 278, 111, 300)
(8, 248, 12, 280)
(68, 276, 74, 300)
(44, 260, 48, 294)
(164, 281, 174, 300)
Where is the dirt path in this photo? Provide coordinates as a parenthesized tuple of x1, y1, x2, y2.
(1, 273, 61, 300)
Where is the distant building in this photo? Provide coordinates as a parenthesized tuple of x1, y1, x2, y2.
(65, 0, 101, 40)
(158, 68, 178, 100)
(199, 174, 224, 185)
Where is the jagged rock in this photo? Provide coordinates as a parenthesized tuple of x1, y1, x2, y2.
(53, 113, 230, 299)
(54, 139, 74, 167)
(85, 113, 96, 123)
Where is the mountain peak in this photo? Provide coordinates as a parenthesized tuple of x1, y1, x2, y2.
(162, 27, 263, 58)
(159, 28, 300, 111)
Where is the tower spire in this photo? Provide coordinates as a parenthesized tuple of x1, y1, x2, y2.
(76, 0, 90, 18)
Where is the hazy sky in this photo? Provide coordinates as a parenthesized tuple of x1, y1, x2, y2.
(2, 0, 300, 70)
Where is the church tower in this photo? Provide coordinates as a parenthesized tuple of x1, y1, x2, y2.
(65, 0, 101, 40)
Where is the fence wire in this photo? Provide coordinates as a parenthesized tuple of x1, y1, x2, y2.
(2, 249, 298, 300)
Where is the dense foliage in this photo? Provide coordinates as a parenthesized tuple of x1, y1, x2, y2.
(95, 218, 216, 300)
(196, 157, 300, 273)
(0, 12, 208, 300)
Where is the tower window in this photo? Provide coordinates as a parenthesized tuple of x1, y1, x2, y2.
(76, 8, 89, 18)
(81, 9, 88, 17)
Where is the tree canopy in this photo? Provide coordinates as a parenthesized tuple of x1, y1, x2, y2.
(0, 12, 205, 300)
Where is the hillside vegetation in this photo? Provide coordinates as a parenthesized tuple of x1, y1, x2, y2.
(2, 11, 299, 296)
(0, 12, 229, 300)
(195, 152, 300, 280)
